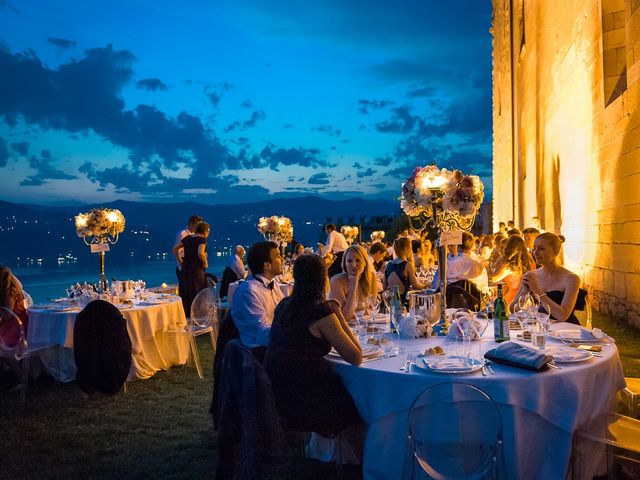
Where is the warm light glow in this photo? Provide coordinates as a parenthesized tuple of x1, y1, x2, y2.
(75, 215, 87, 227)
(106, 211, 120, 223)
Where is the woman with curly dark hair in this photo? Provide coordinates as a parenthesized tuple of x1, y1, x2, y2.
(489, 235, 535, 306)
(265, 254, 362, 437)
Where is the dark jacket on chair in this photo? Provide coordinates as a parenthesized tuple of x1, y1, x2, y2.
(73, 300, 132, 396)
(219, 266, 240, 298)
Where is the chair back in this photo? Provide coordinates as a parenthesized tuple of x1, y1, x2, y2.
(210, 310, 240, 426)
(446, 281, 481, 311)
(220, 266, 240, 298)
(215, 339, 284, 479)
(0, 306, 27, 359)
(22, 291, 33, 308)
(73, 300, 132, 395)
(190, 287, 219, 327)
(406, 382, 503, 480)
(573, 288, 592, 327)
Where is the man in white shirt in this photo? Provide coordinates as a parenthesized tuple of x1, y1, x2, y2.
(321, 223, 349, 277)
(232, 241, 284, 358)
(228, 245, 247, 280)
(173, 215, 203, 283)
(447, 232, 487, 290)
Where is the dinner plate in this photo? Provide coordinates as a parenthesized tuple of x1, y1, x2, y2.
(545, 346, 593, 363)
(415, 356, 483, 374)
(548, 329, 612, 343)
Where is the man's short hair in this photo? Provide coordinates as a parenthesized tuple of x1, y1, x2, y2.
(325, 223, 336, 232)
(522, 227, 540, 235)
(195, 222, 209, 234)
(508, 228, 523, 237)
(369, 242, 387, 256)
(411, 239, 422, 253)
(188, 215, 204, 226)
(247, 241, 279, 275)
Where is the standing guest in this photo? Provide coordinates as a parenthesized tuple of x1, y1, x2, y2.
(292, 243, 305, 261)
(232, 241, 284, 359)
(320, 223, 349, 278)
(447, 232, 487, 291)
(173, 222, 210, 316)
(498, 222, 507, 235)
(507, 220, 515, 230)
(228, 245, 247, 280)
(173, 215, 204, 284)
(383, 237, 428, 305)
(265, 254, 362, 438)
(511, 233, 582, 324)
(489, 236, 535, 306)
(0, 265, 28, 347)
(329, 245, 378, 321)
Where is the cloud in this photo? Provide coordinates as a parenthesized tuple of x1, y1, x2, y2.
(136, 78, 167, 91)
(225, 110, 266, 132)
(375, 105, 421, 134)
(0, 136, 8, 167)
(10, 141, 28, 156)
(255, 146, 326, 171)
(308, 173, 330, 185)
(357, 168, 376, 178)
(48, 37, 77, 49)
(357, 99, 394, 115)
(312, 124, 341, 137)
(20, 149, 77, 186)
(240, 100, 253, 109)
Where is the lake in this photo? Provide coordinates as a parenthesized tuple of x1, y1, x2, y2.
(14, 256, 232, 303)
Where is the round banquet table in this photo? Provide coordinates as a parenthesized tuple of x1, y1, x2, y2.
(331, 322, 626, 480)
(27, 294, 189, 382)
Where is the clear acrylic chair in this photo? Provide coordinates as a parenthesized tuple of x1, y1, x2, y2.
(404, 382, 504, 480)
(175, 287, 219, 378)
(572, 412, 640, 479)
(0, 306, 48, 403)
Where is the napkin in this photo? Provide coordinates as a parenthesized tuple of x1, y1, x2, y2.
(581, 327, 606, 340)
(484, 342, 552, 372)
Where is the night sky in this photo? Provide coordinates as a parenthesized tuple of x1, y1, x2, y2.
(0, 0, 493, 206)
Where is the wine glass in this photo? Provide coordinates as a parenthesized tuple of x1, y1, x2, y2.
(367, 293, 381, 316)
(454, 310, 473, 364)
(512, 303, 530, 340)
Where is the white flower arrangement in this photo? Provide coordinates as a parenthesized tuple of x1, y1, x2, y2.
(401, 165, 484, 219)
(257, 215, 293, 243)
(340, 225, 359, 243)
(75, 208, 125, 239)
(370, 230, 385, 242)
(398, 313, 433, 338)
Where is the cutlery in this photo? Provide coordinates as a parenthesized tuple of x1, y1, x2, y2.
(546, 362, 561, 369)
(481, 362, 488, 376)
(485, 360, 495, 374)
(363, 354, 398, 363)
(400, 360, 411, 373)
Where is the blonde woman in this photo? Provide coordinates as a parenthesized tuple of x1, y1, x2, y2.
(383, 237, 428, 305)
(329, 245, 379, 320)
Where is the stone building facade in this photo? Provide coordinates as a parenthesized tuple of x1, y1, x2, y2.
(492, 0, 640, 325)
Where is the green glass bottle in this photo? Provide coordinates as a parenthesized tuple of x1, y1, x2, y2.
(493, 283, 510, 342)
(390, 285, 402, 334)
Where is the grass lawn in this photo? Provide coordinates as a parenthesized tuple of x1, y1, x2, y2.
(1, 314, 638, 479)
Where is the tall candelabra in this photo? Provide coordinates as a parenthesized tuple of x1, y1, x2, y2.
(257, 215, 293, 258)
(401, 166, 484, 332)
(75, 208, 126, 291)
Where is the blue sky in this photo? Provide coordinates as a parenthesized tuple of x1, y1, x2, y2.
(0, 0, 493, 205)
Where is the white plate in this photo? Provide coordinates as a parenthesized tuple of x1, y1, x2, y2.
(548, 329, 612, 344)
(545, 346, 593, 363)
(328, 346, 381, 358)
(415, 356, 483, 374)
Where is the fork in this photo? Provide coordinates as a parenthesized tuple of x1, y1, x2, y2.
(484, 359, 495, 374)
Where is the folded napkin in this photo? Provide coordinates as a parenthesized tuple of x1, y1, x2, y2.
(484, 342, 552, 372)
(581, 327, 606, 340)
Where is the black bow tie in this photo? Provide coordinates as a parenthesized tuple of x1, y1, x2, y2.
(267, 281, 275, 290)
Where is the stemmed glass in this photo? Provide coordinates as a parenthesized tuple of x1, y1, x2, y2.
(454, 310, 473, 365)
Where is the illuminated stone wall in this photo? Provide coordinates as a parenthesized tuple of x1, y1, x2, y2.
(492, 0, 640, 326)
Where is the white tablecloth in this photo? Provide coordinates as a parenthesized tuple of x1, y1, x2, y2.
(27, 295, 189, 381)
(332, 323, 626, 480)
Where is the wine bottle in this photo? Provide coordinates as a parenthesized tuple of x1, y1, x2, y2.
(390, 285, 402, 334)
(493, 283, 510, 342)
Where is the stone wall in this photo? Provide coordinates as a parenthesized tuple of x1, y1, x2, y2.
(492, 0, 640, 326)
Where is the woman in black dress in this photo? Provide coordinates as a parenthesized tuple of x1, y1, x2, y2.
(265, 254, 362, 437)
(173, 222, 210, 316)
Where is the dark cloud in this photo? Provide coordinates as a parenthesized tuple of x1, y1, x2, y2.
(136, 78, 167, 91)
(353, 162, 364, 169)
(240, 100, 253, 109)
(312, 124, 341, 137)
(374, 156, 392, 166)
(406, 84, 434, 98)
(357, 99, 394, 115)
(20, 149, 76, 186)
(375, 105, 421, 134)
(256, 146, 325, 171)
(357, 168, 376, 178)
(0, 136, 8, 167)
(10, 141, 29, 156)
(48, 37, 77, 49)
(208, 91, 222, 107)
(225, 110, 266, 132)
(308, 173, 330, 185)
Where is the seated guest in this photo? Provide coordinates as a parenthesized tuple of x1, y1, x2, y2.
(447, 232, 487, 291)
(412, 239, 435, 269)
(229, 245, 247, 280)
(478, 234, 494, 264)
(511, 232, 582, 324)
(329, 245, 379, 321)
(489, 235, 535, 306)
(488, 235, 507, 274)
(232, 241, 284, 357)
(368, 242, 388, 273)
(265, 254, 362, 437)
(383, 237, 428, 305)
(523, 227, 540, 253)
(0, 265, 28, 347)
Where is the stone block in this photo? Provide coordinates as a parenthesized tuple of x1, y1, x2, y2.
(615, 271, 628, 297)
(610, 244, 640, 272)
(604, 28, 627, 49)
(625, 272, 640, 302)
(614, 10, 626, 29)
(604, 12, 616, 32)
(603, 0, 626, 14)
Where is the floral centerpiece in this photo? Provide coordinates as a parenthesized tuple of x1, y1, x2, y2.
(257, 215, 293, 244)
(401, 165, 484, 219)
(370, 230, 385, 242)
(75, 208, 126, 241)
(340, 225, 359, 244)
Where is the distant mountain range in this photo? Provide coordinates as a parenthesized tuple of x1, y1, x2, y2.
(0, 196, 400, 269)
